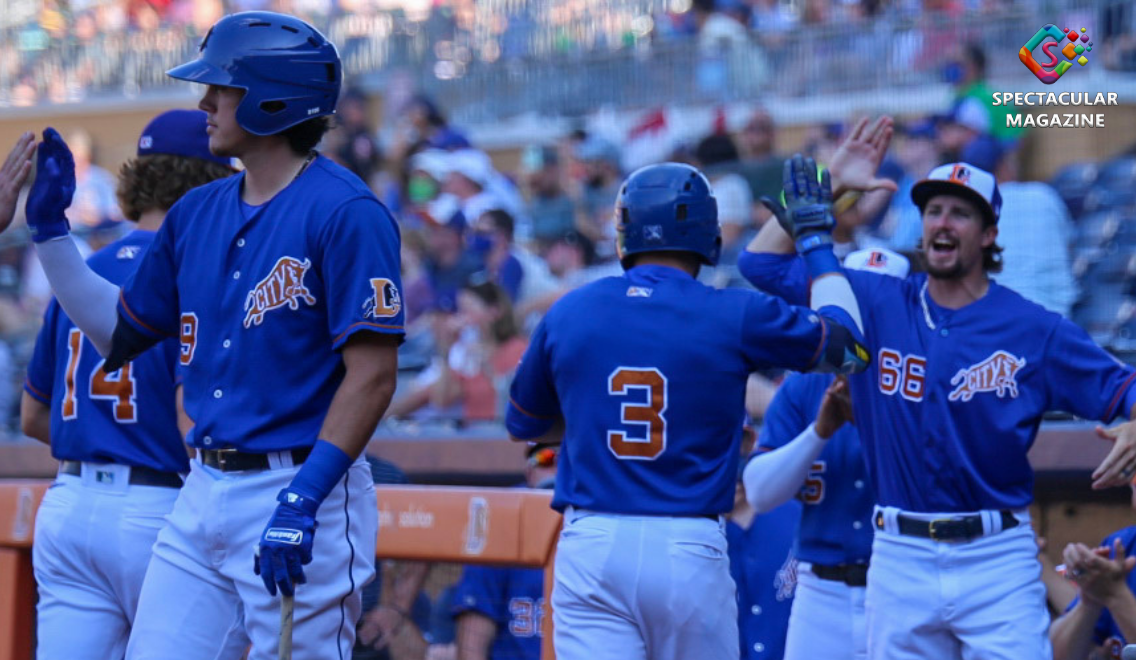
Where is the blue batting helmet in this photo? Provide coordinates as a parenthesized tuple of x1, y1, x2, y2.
(615, 163, 721, 268)
(167, 12, 341, 136)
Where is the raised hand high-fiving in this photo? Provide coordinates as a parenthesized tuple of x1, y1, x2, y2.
(25, 128, 76, 243)
(0, 132, 36, 234)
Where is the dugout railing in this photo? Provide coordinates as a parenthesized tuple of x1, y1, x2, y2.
(0, 482, 562, 660)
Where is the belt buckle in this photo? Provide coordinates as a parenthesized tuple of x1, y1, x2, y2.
(928, 518, 954, 541)
(213, 448, 238, 470)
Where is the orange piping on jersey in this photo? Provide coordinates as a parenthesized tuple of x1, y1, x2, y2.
(1106, 371, 1136, 420)
(332, 321, 404, 346)
(118, 291, 174, 337)
(509, 397, 556, 420)
(23, 380, 48, 403)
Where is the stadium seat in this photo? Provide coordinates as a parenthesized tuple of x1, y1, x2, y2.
(1051, 161, 1099, 218)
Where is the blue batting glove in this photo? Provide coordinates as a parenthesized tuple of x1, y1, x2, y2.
(254, 488, 319, 597)
(25, 128, 75, 243)
(759, 154, 835, 254)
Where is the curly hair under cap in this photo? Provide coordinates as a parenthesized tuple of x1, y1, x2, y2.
(117, 155, 235, 221)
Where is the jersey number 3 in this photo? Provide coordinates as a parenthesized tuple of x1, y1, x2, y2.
(607, 367, 668, 460)
(63, 328, 137, 423)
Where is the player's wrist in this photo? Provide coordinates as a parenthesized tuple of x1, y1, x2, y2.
(28, 216, 71, 243)
(287, 439, 354, 509)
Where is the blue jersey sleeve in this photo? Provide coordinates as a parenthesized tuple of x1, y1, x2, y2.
(757, 375, 812, 452)
(118, 206, 180, 338)
(317, 198, 405, 349)
(24, 302, 58, 404)
(737, 251, 809, 306)
(740, 292, 828, 373)
(1043, 318, 1136, 422)
(506, 320, 560, 439)
(451, 565, 507, 623)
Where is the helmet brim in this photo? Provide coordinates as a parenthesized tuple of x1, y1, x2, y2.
(167, 59, 243, 88)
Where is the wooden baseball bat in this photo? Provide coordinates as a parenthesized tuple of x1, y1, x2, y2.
(279, 593, 294, 660)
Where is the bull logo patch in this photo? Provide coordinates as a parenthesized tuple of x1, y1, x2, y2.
(243, 256, 318, 328)
(948, 350, 1026, 402)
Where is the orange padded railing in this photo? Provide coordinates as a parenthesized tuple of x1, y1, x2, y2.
(0, 481, 561, 660)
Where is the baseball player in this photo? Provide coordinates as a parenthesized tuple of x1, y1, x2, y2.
(729, 429, 803, 660)
(449, 443, 558, 660)
(18, 11, 402, 660)
(740, 117, 1136, 659)
(1050, 485, 1136, 660)
(20, 110, 235, 660)
(743, 248, 910, 660)
(505, 158, 871, 660)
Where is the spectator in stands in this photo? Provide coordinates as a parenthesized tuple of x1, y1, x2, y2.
(695, 133, 755, 288)
(388, 280, 527, 423)
(407, 95, 470, 151)
(986, 141, 1078, 317)
(568, 135, 623, 263)
(423, 210, 482, 315)
(334, 89, 383, 187)
(470, 209, 557, 304)
(65, 129, 122, 230)
(882, 118, 943, 251)
(1050, 482, 1136, 660)
(450, 443, 558, 660)
(521, 145, 577, 246)
(729, 427, 802, 660)
(739, 107, 777, 162)
(936, 97, 990, 164)
(947, 43, 1024, 146)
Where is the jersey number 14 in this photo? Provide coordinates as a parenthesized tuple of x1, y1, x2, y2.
(62, 328, 137, 423)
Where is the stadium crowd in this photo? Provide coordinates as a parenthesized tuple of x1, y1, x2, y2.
(5, 0, 1136, 110)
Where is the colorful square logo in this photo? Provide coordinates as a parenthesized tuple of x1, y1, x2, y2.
(1020, 24, 1092, 84)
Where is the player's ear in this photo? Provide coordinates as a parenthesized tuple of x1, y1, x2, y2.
(981, 224, 998, 249)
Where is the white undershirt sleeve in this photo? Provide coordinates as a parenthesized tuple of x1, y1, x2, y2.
(743, 423, 829, 513)
(34, 236, 120, 357)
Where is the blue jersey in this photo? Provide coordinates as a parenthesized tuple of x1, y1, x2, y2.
(25, 230, 187, 473)
(739, 252, 1136, 512)
(116, 156, 404, 452)
(506, 264, 836, 516)
(451, 564, 544, 660)
(728, 500, 801, 660)
(757, 372, 874, 565)
(1064, 526, 1136, 658)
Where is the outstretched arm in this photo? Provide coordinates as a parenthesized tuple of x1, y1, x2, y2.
(745, 377, 853, 512)
(26, 129, 119, 355)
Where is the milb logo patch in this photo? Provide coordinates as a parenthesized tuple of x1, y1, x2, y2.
(265, 528, 303, 545)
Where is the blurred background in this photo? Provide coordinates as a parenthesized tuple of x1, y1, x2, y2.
(3, 1, 1136, 656)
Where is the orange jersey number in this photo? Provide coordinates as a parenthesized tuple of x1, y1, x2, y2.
(607, 368, 668, 460)
(63, 328, 138, 423)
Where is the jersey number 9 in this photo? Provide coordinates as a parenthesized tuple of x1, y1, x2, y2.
(607, 367, 668, 460)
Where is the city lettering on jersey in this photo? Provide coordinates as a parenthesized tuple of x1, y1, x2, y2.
(948, 350, 1026, 402)
(243, 256, 318, 328)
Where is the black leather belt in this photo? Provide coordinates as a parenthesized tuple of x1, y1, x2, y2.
(60, 460, 183, 489)
(811, 563, 869, 587)
(877, 510, 1019, 542)
(199, 447, 312, 472)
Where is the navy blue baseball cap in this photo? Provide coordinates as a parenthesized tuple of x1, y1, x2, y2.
(137, 109, 237, 169)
